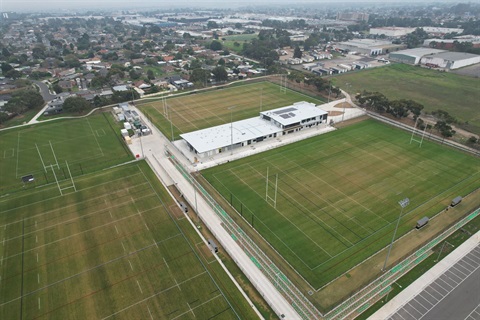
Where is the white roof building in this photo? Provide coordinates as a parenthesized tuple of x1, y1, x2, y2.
(420, 52, 480, 70)
(180, 102, 328, 159)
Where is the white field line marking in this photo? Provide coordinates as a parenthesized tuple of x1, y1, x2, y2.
(163, 257, 169, 269)
(15, 133, 20, 178)
(38, 273, 40, 284)
(1, 200, 162, 252)
(35, 221, 37, 228)
(187, 302, 195, 318)
(0, 234, 186, 309)
(1, 256, 3, 266)
(38, 297, 41, 310)
(115, 225, 119, 234)
(2, 215, 177, 264)
(121, 242, 126, 252)
(36, 235, 38, 243)
(2, 238, 4, 246)
(109, 211, 113, 219)
(147, 305, 154, 320)
(154, 240, 158, 248)
(36, 253, 38, 263)
(144, 223, 149, 231)
(0, 172, 147, 217)
(86, 117, 104, 156)
(170, 294, 223, 320)
(100, 271, 208, 320)
(128, 260, 134, 271)
(136, 280, 143, 294)
(175, 278, 181, 291)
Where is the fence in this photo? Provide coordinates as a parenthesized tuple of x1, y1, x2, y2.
(325, 207, 480, 320)
(167, 152, 322, 319)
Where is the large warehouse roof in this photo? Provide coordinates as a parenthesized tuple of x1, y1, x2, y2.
(260, 102, 327, 126)
(390, 48, 446, 59)
(424, 51, 480, 61)
(180, 117, 280, 154)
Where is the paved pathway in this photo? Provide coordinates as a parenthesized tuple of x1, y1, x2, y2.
(126, 105, 300, 319)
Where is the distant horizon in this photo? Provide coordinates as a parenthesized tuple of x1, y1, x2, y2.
(1, 0, 477, 13)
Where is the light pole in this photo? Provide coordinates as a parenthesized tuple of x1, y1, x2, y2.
(228, 106, 236, 155)
(383, 197, 409, 271)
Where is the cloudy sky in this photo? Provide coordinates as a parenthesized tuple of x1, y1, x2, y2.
(0, 0, 471, 12)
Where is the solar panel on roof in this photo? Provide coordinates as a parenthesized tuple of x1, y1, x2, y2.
(273, 107, 297, 115)
(280, 114, 290, 119)
(288, 112, 295, 117)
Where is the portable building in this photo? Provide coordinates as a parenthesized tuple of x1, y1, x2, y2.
(451, 196, 462, 207)
(416, 217, 429, 229)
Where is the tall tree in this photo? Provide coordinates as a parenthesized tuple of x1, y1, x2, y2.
(293, 46, 302, 59)
(63, 96, 91, 113)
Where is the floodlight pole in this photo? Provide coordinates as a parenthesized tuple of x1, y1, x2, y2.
(228, 106, 236, 155)
(383, 198, 409, 272)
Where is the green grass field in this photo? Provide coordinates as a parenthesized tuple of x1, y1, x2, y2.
(139, 81, 326, 140)
(0, 115, 260, 319)
(221, 34, 258, 53)
(333, 64, 480, 134)
(0, 113, 132, 195)
(202, 119, 480, 289)
(0, 163, 241, 319)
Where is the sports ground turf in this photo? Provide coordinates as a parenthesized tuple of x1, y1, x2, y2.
(202, 119, 480, 289)
(0, 115, 257, 319)
(138, 81, 326, 141)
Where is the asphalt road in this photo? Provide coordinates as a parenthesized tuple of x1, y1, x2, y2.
(32, 80, 56, 101)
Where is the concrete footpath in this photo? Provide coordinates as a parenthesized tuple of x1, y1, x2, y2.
(126, 106, 301, 319)
(369, 230, 480, 319)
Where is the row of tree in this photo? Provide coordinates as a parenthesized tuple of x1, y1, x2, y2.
(287, 70, 341, 98)
(0, 89, 44, 124)
(356, 91, 457, 138)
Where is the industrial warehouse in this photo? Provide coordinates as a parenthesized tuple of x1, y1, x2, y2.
(180, 101, 328, 160)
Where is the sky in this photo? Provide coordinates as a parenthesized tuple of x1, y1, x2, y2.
(0, 0, 474, 13)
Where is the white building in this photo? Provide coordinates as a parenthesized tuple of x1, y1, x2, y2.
(389, 48, 447, 65)
(369, 27, 415, 37)
(420, 52, 480, 70)
(180, 102, 328, 159)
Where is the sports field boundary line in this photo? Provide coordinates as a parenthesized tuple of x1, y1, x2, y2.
(0, 171, 145, 217)
(0, 233, 186, 308)
(86, 117, 105, 157)
(310, 172, 480, 272)
(0, 189, 156, 244)
(99, 271, 210, 320)
(143, 158, 264, 319)
(224, 166, 335, 261)
(137, 165, 241, 320)
(0, 203, 166, 263)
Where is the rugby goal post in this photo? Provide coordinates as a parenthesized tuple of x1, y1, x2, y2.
(265, 167, 278, 208)
(409, 117, 428, 147)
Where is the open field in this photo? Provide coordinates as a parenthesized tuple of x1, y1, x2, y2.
(221, 34, 258, 53)
(0, 162, 246, 319)
(138, 81, 326, 140)
(0, 113, 132, 195)
(201, 119, 480, 290)
(333, 64, 480, 134)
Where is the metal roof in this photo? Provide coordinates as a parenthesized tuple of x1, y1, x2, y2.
(180, 117, 281, 154)
(260, 102, 328, 127)
(424, 51, 480, 61)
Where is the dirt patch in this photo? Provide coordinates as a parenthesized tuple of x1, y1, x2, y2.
(198, 242, 214, 260)
(334, 102, 353, 109)
(328, 111, 344, 116)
